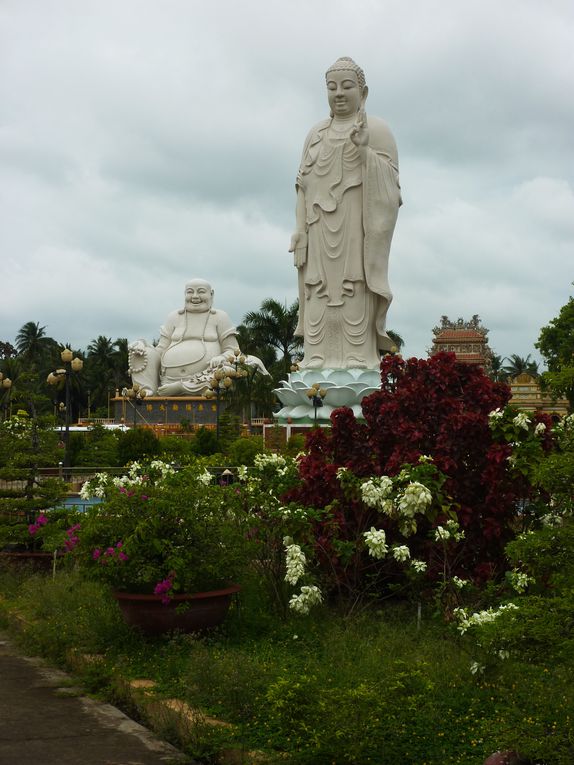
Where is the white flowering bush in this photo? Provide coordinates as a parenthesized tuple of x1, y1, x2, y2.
(284, 538, 307, 585)
(453, 603, 519, 635)
(363, 527, 388, 559)
(487, 404, 554, 507)
(1, 412, 33, 440)
(80, 459, 177, 500)
(288, 585, 323, 615)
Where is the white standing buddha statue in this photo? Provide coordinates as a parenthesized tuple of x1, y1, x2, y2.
(289, 56, 402, 370)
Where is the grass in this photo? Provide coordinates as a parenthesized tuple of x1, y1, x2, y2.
(0, 566, 572, 764)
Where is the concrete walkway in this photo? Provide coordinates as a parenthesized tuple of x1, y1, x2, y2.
(0, 632, 193, 765)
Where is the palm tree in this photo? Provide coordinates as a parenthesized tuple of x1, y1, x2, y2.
(487, 353, 508, 382)
(112, 338, 130, 391)
(85, 336, 129, 413)
(15, 321, 57, 369)
(241, 299, 302, 382)
(502, 354, 539, 380)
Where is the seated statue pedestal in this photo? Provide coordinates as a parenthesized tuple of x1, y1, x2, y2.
(273, 367, 381, 425)
(112, 393, 224, 430)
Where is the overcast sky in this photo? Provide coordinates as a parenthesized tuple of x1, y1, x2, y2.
(1, 0, 573, 364)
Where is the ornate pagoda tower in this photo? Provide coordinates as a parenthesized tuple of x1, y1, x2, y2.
(430, 315, 492, 368)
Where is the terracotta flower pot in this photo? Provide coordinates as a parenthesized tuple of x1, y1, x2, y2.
(113, 585, 241, 636)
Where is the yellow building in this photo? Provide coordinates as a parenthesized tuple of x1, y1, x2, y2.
(509, 373, 569, 419)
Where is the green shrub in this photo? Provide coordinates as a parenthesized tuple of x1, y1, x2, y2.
(227, 435, 265, 466)
(117, 428, 160, 465)
(190, 427, 220, 456)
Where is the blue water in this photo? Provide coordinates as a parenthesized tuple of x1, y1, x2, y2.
(53, 496, 103, 513)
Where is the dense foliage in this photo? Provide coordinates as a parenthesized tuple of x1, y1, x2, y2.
(536, 292, 574, 407)
(285, 353, 556, 604)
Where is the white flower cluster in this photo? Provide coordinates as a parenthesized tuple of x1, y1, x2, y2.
(278, 506, 310, 520)
(113, 474, 142, 489)
(488, 408, 504, 426)
(289, 585, 323, 615)
(397, 482, 432, 518)
(80, 472, 111, 499)
(254, 452, 289, 476)
(513, 412, 531, 431)
(508, 570, 534, 593)
(534, 422, 547, 437)
(237, 465, 248, 481)
(434, 519, 465, 543)
(360, 476, 394, 511)
(453, 603, 519, 635)
(2, 414, 33, 439)
(411, 560, 427, 573)
(434, 525, 450, 542)
(284, 539, 307, 586)
(363, 527, 388, 559)
(469, 661, 485, 675)
(149, 459, 176, 478)
(540, 511, 564, 528)
(452, 576, 468, 589)
(392, 545, 410, 562)
(197, 469, 212, 486)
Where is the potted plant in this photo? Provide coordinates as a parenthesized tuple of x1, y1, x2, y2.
(75, 460, 253, 634)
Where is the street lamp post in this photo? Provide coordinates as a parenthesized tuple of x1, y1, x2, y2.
(202, 351, 250, 441)
(47, 348, 84, 471)
(0, 373, 12, 421)
(121, 383, 147, 427)
(306, 384, 327, 425)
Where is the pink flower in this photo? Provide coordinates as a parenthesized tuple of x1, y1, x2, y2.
(118, 551, 128, 562)
(92, 548, 101, 560)
(153, 576, 174, 605)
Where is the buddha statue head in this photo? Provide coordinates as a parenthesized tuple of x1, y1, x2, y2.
(183, 278, 214, 313)
(325, 57, 368, 119)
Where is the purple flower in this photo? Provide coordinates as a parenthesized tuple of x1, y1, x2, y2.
(117, 551, 128, 562)
(64, 536, 79, 552)
(105, 546, 115, 556)
(141, 495, 149, 501)
(28, 523, 39, 536)
(92, 548, 101, 560)
(37, 514, 48, 526)
(153, 576, 174, 605)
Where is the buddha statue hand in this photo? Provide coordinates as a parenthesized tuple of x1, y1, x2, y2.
(289, 231, 308, 268)
(350, 108, 369, 148)
(128, 339, 161, 396)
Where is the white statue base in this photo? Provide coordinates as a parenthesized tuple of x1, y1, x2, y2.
(273, 368, 381, 424)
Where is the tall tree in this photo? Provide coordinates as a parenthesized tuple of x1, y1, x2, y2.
(536, 293, 574, 407)
(241, 299, 302, 382)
